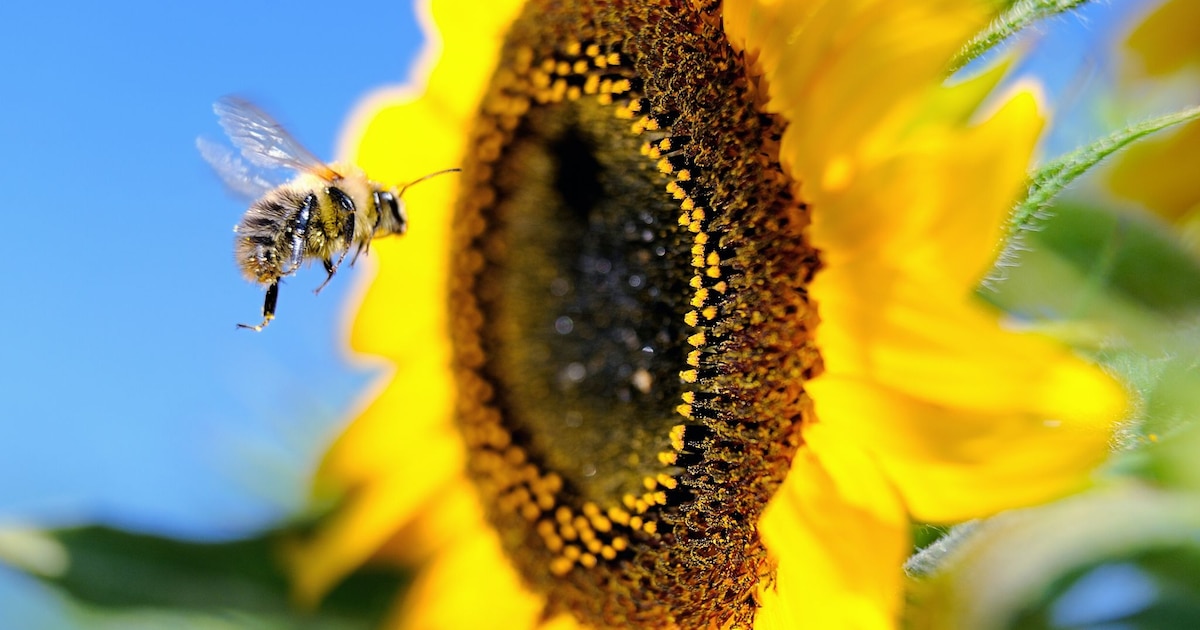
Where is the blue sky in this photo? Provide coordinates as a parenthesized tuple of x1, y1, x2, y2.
(0, 0, 1154, 627)
(0, 2, 422, 625)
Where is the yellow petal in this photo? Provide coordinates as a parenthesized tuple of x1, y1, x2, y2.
(383, 524, 550, 630)
(1109, 117, 1200, 224)
(758, 428, 908, 630)
(289, 380, 463, 603)
(807, 372, 1119, 522)
(725, 0, 992, 167)
(813, 264, 1125, 422)
(1124, 0, 1200, 78)
(809, 87, 1043, 294)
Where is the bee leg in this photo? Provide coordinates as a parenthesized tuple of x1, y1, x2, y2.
(238, 282, 279, 332)
(313, 259, 337, 295)
(350, 238, 371, 267)
(314, 212, 354, 295)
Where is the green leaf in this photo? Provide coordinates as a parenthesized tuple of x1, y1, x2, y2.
(1010, 107, 1200, 236)
(952, 0, 1092, 73)
(3, 526, 405, 629)
(906, 486, 1200, 630)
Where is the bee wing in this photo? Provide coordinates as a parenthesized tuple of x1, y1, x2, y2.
(196, 136, 277, 200)
(213, 96, 341, 181)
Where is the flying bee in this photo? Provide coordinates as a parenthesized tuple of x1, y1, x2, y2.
(198, 96, 458, 331)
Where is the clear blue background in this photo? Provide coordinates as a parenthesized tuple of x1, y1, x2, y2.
(0, 0, 1153, 627)
(0, 2, 423, 626)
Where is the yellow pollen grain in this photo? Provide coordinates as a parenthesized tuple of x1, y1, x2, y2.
(544, 472, 563, 493)
(580, 553, 598, 569)
(678, 212, 690, 227)
(613, 78, 632, 93)
(675, 403, 693, 417)
(707, 266, 721, 278)
(504, 447, 528, 465)
(659, 138, 673, 151)
(572, 59, 589, 74)
(681, 197, 695, 211)
(555, 60, 571, 75)
(691, 207, 706, 221)
(629, 516, 644, 530)
(601, 545, 617, 560)
(585, 43, 600, 56)
(713, 281, 728, 293)
(688, 331, 706, 347)
(684, 310, 699, 326)
(521, 502, 541, 521)
(688, 220, 701, 232)
(552, 79, 568, 101)
(670, 425, 686, 449)
(687, 350, 701, 366)
(658, 449, 678, 464)
(556, 506, 573, 525)
(643, 476, 658, 491)
(655, 474, 677, 489)
(550, 557, 574, 577)
(608, 506, 631, 526)
(560, 524, 578, 541)
(676, 169, 691, 181)
(643, 520, 659, 535)
(540, 58, 556, 73)
(567, 86, 582, 101)
(702, 305, 718, 320)
(537, 520, 556, 537)
(606, 52, 621, 66)
(622, 494, 638, 510)
(680, 369, 698, 383)
(563, 545, 582, 561)
(612, 536, 629, 552)
(584, 74, 600, 94)
(564, 40, 582, 55)
(657, 158, 673, 174)
(692, 288, 709, 307)
(590, 515, 612, 533)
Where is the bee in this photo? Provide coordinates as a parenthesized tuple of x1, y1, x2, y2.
(198, 96, 458, 331)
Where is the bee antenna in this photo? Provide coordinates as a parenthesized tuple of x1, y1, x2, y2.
(398, 168, 462, 197)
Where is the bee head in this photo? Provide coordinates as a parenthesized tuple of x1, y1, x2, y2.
(374, 189, 407, 236)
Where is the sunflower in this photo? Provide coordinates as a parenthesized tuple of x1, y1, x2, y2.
(289, 1, 1126, 628)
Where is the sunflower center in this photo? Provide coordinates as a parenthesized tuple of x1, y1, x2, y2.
(487, 98, 691, 502)
(448, 1, 822, 627)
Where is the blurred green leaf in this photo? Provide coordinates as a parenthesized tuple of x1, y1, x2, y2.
(13, 526, 405, 629)
(1009, 547, 1200, 630)
(907, 485, 1200, 630)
